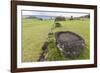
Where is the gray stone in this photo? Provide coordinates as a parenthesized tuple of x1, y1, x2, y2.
(55, 31, 85, 59)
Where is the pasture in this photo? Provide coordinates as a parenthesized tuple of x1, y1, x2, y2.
(22, 18, 90, 62)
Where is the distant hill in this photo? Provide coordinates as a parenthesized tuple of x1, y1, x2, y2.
(22, 15, 55, 20)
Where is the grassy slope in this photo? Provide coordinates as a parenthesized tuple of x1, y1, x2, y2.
(22, 19, 52, 62)
(22, 18, 90, 62)
(46, 19, 90, 61)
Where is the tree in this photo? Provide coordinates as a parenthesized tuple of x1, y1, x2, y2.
(70, 16, 73, 20)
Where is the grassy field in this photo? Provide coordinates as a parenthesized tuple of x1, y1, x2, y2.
(22, 18, 90, 62)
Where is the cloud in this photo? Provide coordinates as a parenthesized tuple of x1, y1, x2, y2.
(22, 10, 89, 17)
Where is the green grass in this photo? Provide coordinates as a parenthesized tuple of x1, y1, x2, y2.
(22, 18, 90, 62)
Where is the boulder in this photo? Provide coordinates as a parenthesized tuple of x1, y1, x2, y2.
(55, 22, 61, 27)
(55, 31, 85, 59)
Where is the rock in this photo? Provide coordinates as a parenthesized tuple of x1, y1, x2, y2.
(37, 42, 48, 61)
(55, 22, 61, 27)
(37, 52, 45, 61)
(42, 42, 48, 51)
(55, 31, 85, 59)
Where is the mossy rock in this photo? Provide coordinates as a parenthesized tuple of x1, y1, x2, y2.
(55, 31, 85, 59)
(55, 22, 61, 27)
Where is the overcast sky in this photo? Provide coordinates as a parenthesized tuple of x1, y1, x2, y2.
(22, 10, 89, 18)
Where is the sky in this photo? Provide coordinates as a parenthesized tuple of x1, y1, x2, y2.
(22, 10, 89, 18)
